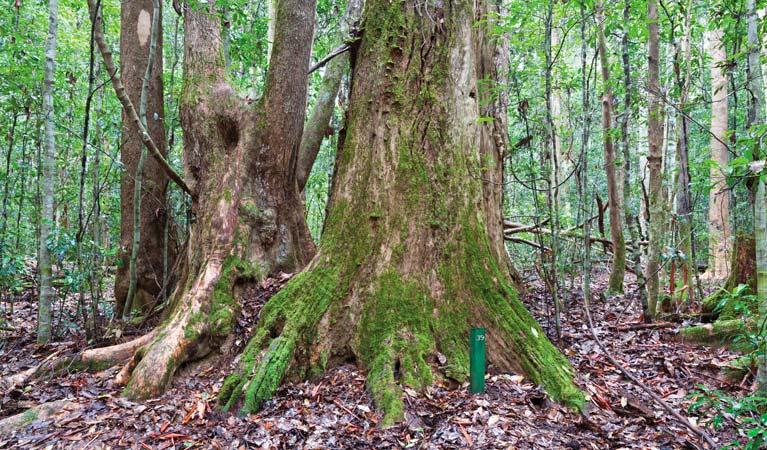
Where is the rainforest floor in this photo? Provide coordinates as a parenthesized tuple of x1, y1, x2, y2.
(0, 267, 748, 449)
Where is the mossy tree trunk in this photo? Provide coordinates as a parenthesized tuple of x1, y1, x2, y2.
(218, 0, 583, 425)
(110, 0, 316, 400)
(701, 232, 755, 318)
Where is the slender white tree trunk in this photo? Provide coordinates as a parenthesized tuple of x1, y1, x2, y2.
(38, 0, 58, 344)
(746, 0, 767, 389)
(705, 29, 730, 280)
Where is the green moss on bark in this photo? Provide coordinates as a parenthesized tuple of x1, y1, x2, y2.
(358, 270, 437, 425)
(679, 319, 751, 351)
(218, 267, 342, 414)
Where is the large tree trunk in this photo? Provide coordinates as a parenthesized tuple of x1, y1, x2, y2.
(104, 0, 316, 400)
(475, 0, 522, 288)
(115, 0, 174, 315)
(217, 0, 583, 425)
(705, 29, 731, 281)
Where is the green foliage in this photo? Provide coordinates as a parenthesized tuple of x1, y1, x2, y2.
(690, 387, 767, 450)
(691, 283, 767, 449)
(715, 283, 759, 321)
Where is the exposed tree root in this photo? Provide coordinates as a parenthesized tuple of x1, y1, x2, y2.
(217, 221, 585, 426)
(122, 255, 239, 400)
(2, 333, 157, 392)
(33, 332, 157, 381)
(0, 400, 79, 436)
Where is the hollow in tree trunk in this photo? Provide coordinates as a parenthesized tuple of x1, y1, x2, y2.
(84, 0, 317, 400)
(217, 0, 583, 425)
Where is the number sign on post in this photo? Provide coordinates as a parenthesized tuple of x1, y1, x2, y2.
(470, 327, 486, 394)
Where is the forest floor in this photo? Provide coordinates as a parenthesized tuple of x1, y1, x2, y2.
(0, 268, 749, 449)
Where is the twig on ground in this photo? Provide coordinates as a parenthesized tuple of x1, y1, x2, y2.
(582, 296, 719, 448)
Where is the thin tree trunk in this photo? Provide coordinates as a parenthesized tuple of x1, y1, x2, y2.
(597, 5, 626, 293)
(544, 0, 562, 335)
(38, 0, 58, 344)
(76, 2, 100, 336)
(645, 0, 665, 321)
(296, 0, 364, 193)
(580, 2, 594, 322)
(621, 0, 647, 314)
(672, 0, 696, 307)
(14, 112, 30, 252)
(746, 0, 767, 390)
(705, 28, 730, 280)
(0, 113, 17, 251)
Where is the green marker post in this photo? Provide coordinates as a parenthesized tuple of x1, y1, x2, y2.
(470, 327, 486, 394)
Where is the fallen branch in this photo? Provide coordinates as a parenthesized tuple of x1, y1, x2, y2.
(582, 297, 718, 448)
(504, 221, 648, 249)
(613, 322, 677, 332)
(0, 400, 79, 436)
(506, 237, 552, 252)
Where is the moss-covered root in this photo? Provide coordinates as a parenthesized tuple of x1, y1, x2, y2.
(123, 257, 239, 400)
(363, 339, 434, 427)
(677, 319, 751, 351)
(487, 291, 585, 410)
(217, 268, 339, 414)
(0, 400, 79, 436)
(357, 272, 438, 426)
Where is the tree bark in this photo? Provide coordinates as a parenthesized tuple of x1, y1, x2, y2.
(705, 28, 730, 280)
(645, 0, 664, 321)
(115, 0, 175, 316)
(296, 0, 364, 193)
(621, 0, 647, 316)
(672, 0, 697, 307)
(218, 0, 583, 425)
(475, 0, 522, 288)
(108, 0, 316, 400)
(597, 5, 626, 293)
(38, 0, 58, 344)
(745, 0, 767, 390)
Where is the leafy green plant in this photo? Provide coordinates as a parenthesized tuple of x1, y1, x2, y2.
(690, 284, 767, 449)
(690, 387, 767, 450)
(715, 283, 759, 319)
